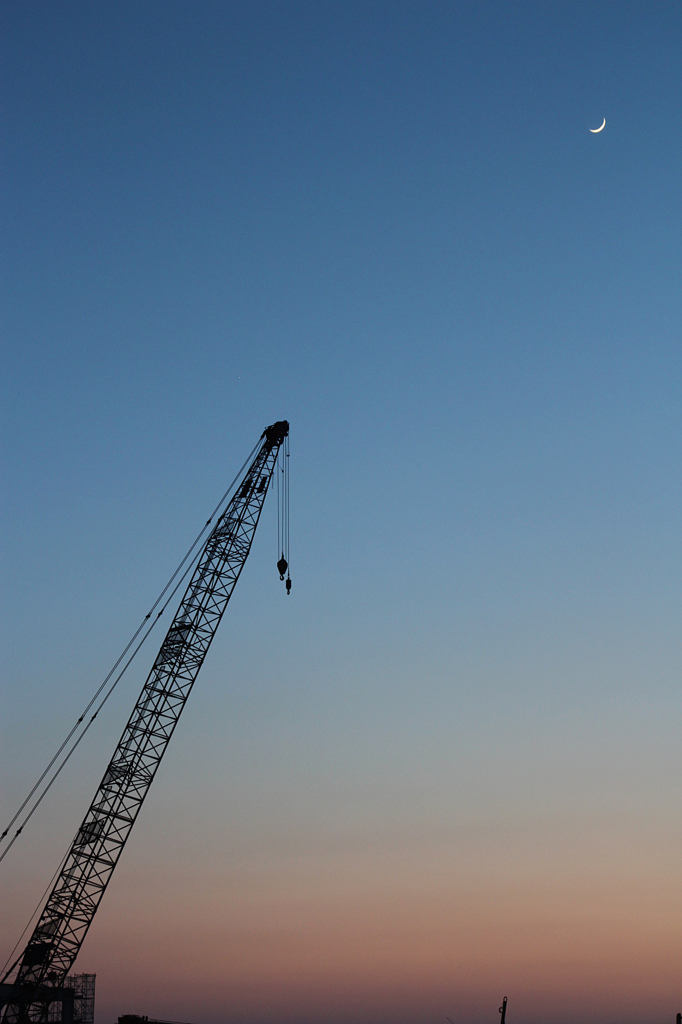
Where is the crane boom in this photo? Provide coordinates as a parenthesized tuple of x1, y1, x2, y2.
(4, 421, 289, 1011)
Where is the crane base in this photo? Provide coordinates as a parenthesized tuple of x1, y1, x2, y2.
(0, 982, 74, 1023)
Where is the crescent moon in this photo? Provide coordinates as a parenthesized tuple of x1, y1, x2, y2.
(590, 118, 606, 133)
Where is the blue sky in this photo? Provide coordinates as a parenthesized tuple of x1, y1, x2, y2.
(1, 3, 681, 1022)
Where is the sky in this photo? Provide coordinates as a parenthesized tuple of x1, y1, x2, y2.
(1, 2, 681, 1021)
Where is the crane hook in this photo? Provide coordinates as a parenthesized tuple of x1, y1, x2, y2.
(285, 574, 291, 595)
(277, 555, 288, 580)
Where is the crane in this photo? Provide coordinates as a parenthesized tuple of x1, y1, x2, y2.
(1, 420, 290, 1023)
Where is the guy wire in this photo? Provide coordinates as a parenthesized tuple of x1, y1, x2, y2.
(0, 437, 261, 862)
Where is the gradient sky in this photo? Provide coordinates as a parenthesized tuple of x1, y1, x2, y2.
(1, 3, 681, 1022)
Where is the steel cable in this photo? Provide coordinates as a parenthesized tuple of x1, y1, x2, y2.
(0, 438, 261, 864)
(0, 841, 73, 981)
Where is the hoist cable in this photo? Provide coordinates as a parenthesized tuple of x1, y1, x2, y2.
(0, 549, 200, 867)
(0, 438, 261, 863)
(276, 450, 281, 559)
(285, 434, 290, 566)
(280, 448, 284, 561)
(0, 839, 73, 981)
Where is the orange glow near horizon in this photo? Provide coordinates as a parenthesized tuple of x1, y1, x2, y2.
(2, 5, 681, 1021)
(76, 827, 680, 1023)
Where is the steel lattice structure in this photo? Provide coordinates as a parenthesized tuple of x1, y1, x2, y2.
(47, 976, 95, 1024)
(2, 421, 289, 1022)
